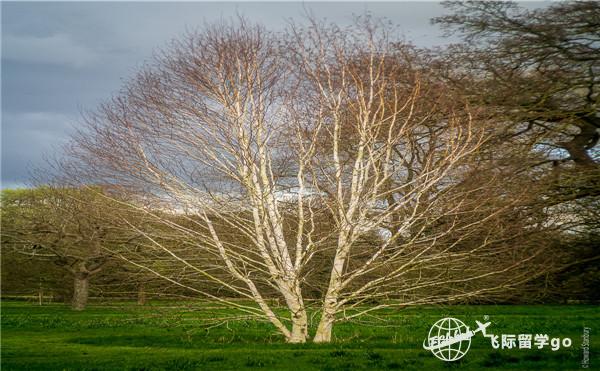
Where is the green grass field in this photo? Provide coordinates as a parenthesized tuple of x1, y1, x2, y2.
(1, 300, 597, 370)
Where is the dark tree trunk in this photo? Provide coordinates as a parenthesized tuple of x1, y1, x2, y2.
(38, 281, 43, 306)
(72, 273, 89, 311)
(137, 283, 146, 305)
(561, 120, 599, 169)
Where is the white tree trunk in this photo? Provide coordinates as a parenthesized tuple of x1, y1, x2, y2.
(285, 285, 309, 343)
(313, 290, 339, 343)
(313, 232, 350, 343)
(313, 314, 335, 343)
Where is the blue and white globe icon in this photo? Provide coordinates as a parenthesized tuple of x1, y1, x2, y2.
(424, 317, 471, 361)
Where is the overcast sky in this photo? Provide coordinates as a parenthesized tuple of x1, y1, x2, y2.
(0, 2, 541, 189)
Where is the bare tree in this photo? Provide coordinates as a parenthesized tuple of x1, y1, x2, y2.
(432, 1, 600, 300)
(66, 18, 556, 342)
(433, 1, 599, 188)
(0, 187, 133, 310)
(70, 20, 311, 341)
(286, 17, 559, 342)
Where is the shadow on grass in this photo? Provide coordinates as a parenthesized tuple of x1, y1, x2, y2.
(68, 334, 227, 349)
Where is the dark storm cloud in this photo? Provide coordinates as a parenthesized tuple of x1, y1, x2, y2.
(1, 1, 450, 188)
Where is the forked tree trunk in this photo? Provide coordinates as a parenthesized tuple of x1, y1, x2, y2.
(72, 273, 89, 311)
(313, 300, 336, 343)
(313, 240, 348, 343)
(282, 284, 309, 343)
(289, 310, 309, 343)
(137, 283, 146, 305)
(288, 290, 308, 343)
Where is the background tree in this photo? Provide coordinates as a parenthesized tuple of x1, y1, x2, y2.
(1, 187, 136, 310)
(0, 247, 72, 304)
(434, 1, 598, 169)
(433, 0, 600, 300)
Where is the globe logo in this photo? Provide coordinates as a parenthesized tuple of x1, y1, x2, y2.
(423, 317, 472, 361)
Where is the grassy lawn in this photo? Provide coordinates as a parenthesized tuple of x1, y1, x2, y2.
(1, 300, 597, 370)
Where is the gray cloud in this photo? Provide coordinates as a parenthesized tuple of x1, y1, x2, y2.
(1, 111, 76, 188)
(0, 2, 457, 188)
(3, 33, 99, 68)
